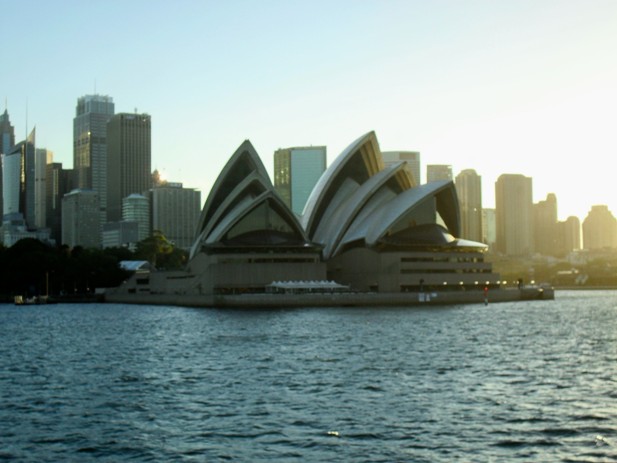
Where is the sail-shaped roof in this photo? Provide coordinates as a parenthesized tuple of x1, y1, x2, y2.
(189, 140, 312, 259)
(190, 132, 482, 263)
(302, 131, 383, 237)
(194, 140, 270, 239)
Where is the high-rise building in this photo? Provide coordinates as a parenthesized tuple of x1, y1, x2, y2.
(556, 216, 581, 257)
(582, 205, 617, 250)
(0, 108, 16, 218)
(426, 164, 452, 183)
(2, 128, 36, 227)
(533, 193, 558, 256)
(62, 189, 101, 248)
(34, 148, 52, 229)
(455, 169, 482, 242)
(122, 193, 150, 242)
(73, 94, 114, 221)
(149, 182, 201, 249)
(107, 113, 151, 222)
(382, 151, 421, 185)
(0, 108, 15, 154)
(495, 174, 533, 256)
(46, 162, 73, 242)
(482, 208, 496, 250)
(274, 146, 326, 215)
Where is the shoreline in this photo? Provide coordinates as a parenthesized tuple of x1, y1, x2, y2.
(104, 286, 554, 309)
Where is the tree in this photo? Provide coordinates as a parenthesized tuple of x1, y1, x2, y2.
(135, 230, 174, 268)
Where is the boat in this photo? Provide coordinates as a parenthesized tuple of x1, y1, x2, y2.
(14, 295, 50, 305)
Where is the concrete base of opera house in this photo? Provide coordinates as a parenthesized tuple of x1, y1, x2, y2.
(104, 286, 554, 309)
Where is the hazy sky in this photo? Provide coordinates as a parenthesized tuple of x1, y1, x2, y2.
(4, 0, 616, 221)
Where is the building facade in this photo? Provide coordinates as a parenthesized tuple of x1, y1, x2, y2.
(382, 151, 421, 185)
(150, 182, 201, 249)
(273, 146, 326, 216)
(0, 108, 16, 218)
(45, 162, 73, 242)
(426, 164, 452, 183)
(556, 216, 581, 257)
(533, 193, 558, 256)
(102, 220, 139, 249)
(122, 193, 150, 243)
(495, 174, 534, 256)
(2, 128, 36, 227)
(455, 169, 482, 242)
(582, 205, 617, 250)
(62, 189, 101, 248)
(73, 94, 114, 222)
(482, 208, 496, 250)
(106, 113, 151, 222)
(34, 148, 52, 229)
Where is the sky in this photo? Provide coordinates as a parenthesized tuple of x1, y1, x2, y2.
(3, 0, 616, 221)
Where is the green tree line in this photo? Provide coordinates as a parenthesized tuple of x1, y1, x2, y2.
(0, 231, 187, 301)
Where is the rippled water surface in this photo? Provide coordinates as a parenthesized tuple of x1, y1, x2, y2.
(1, 290, 616, 462)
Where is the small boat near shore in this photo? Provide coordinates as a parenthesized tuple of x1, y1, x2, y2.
(14, 295, 52, 305)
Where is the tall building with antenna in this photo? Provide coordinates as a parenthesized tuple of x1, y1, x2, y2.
(0, 105, 16, 217)
(73, 94, 115, 222)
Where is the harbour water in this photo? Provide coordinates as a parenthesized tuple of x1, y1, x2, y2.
(1, 290, 615, 462)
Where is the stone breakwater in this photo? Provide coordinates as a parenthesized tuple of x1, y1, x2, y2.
(105, 286, 553, 308)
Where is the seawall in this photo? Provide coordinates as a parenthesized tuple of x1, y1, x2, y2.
(104, 286, 553, 309)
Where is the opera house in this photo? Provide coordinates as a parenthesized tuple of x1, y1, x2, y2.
(106, 131, 551, 307)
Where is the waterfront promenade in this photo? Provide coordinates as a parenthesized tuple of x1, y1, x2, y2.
(105, 285, 552, 308)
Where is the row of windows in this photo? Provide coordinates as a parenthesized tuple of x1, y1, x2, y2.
(401, 256, 483, 263)
(401, 268, 492, 274)
(218, 257, 318, 264)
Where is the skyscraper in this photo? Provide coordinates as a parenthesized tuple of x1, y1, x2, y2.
(34, 148, 52, 229)
(46, 162, 73, 242)
(0, 108, 16, 218)
(382, 151, 421, 185)
(73, 94, 114, 219)
(106, 113, 151, 222)
(533, 193, 558, 256)
(455, 169, 482, 242)
(274, 146, 326, 215)
(2, 128, 36, 226)
(0, 109, 15, 154)
(426, 164, 452, 183)
(495, 174, 533, 256)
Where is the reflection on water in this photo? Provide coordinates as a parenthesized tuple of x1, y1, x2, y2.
(1, 290, 616, 462)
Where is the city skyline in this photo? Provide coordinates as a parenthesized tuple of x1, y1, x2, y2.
(4, 1, 616, 222)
